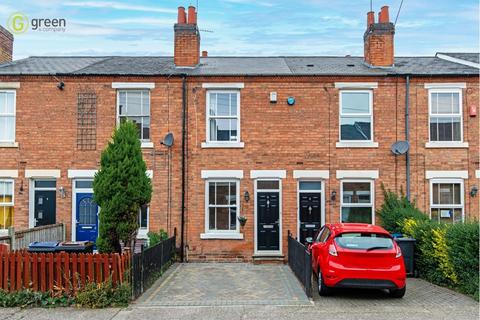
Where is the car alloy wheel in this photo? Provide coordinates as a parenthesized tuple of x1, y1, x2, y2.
(317, 269, 332, 296)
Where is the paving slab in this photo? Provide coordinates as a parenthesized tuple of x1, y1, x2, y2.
(135, 263, 311, 307)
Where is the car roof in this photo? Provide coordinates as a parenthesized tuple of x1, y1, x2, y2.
(325, 223, 390, 236)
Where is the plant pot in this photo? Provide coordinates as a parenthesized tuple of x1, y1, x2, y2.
(238, 216, 247, 227)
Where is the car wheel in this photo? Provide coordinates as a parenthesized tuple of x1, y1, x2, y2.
(317, 269, 332, 296)
(389, 286, 406, 298)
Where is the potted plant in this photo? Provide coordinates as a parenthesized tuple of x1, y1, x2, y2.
(237, 216, 247, 227)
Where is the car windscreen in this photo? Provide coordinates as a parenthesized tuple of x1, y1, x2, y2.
(334, 232, 394, 250)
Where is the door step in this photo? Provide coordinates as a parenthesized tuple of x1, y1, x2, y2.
(252, 255, 285, 264)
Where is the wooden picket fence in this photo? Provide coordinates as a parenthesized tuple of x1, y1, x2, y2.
(0, 251, 131, 295)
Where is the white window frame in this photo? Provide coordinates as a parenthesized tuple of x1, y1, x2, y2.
(202, 179, 242, 239)
(138, 205, 149, 239)
(429, 179, 464, 223)
(0, 90, 16, 145)
(116, 89, 152, 146)
(427, 88, 464, 145)
(339, 90, 374, 143)
(205, 90, 241, 146)
(0, 179, 14, 233)
(340, 179, 375, 224)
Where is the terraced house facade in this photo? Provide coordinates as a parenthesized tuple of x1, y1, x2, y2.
(0, 5, 478, 262)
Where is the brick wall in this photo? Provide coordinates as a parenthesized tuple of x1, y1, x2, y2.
(174, 24, 200, 67)
(0, 26, 13, 64)
(0, 76, 184, 243)
(183, 75, 479, 261)
(0, 74, 478, 262)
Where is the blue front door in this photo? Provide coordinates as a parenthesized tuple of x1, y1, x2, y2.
(76, 193, 99, 243)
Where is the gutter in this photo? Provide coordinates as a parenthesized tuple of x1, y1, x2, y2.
(405, 75, 410, 201)
(181, 74, 187, 262)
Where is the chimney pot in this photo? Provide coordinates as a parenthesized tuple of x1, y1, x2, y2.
(177, 6, 186, 24)
(202, 50, 208, 57)
(379, 6, 390, 23)
(187, 6, 197, 24)
(367, 11, 375, 27)
(174, 5, 200, 67)
(364, 5, 395, 67)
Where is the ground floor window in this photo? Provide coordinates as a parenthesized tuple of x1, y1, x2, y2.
(0, 179, 14, 230)
(430, 180, 463, 223)
(340, 180, 374, 224)
(138, 204, 149, 233)
(206, 180, 239, 232)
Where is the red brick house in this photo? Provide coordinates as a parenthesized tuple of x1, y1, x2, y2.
(0, 5, 478, 262)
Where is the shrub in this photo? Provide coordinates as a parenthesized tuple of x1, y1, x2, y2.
(379, 190, 479, 301)
(93, 120, 152, 253)
(147, 229, 168, 247)
(401, 218, 479, 300)
(446, 222, 479, 299)
(377, 186, 428, 233)
(0, 290, 73, 308)
(75, 280, 130, 308)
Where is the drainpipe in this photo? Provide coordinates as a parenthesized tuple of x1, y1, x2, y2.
(405, 75, 411, 201)
(181, 74, 187, 262)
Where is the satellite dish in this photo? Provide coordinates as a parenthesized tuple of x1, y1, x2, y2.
(391, 141, 410, 155)
(161, 132, 174, 147)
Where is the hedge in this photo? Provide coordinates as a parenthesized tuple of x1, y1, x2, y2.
(378, 188, 479, 300)
(401, 218, 479, 300)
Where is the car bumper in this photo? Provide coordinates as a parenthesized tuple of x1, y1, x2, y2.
(323, 261, 406, 289)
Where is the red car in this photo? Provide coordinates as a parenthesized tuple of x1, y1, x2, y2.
(308, 223, 406, 298)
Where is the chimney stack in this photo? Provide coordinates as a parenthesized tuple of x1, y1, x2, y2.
(0, 26, 13, 64)
(174, 5, 200, 67)
(364, 5, 395, 67)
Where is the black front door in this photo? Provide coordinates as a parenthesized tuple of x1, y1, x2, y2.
(299, 192, 321, 245)
(34, 190, 56, 227)
(257, 192, 280, 251)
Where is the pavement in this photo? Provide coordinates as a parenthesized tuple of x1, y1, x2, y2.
(0, 263, 478, 320)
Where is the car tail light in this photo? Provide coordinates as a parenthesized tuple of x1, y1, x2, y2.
(395, 245, 402, 258)
(328, 244, 338, 256)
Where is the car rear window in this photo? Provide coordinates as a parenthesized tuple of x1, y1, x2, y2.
(335, 232, 394, 250)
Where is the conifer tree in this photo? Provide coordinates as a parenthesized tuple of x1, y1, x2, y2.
(93, 120, 152, 253)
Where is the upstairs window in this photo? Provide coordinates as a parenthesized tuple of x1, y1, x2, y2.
(0, 91, 16, 143)
(207, 91, 240, 143)
(339, 91, 373, 142)
(118, 90, 150, 141)
(429, 90, 462, 142)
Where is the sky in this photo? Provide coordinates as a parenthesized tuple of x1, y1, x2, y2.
(1, 0, 478, 59)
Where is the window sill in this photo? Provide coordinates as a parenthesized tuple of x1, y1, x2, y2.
(336, 141, 378, 148)
(0, 142, 19, 148)
(141, 141, 154, 149)
(137, 231, 148, 239)
(425, 142, 469, 149)
(201, 142, 245, 149)
(200, 232, 244, 240)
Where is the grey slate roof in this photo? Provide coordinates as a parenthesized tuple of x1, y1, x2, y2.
(437, 52, 479, 64)
(0, 54, 478, 76)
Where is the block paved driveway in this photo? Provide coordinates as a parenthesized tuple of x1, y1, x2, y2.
(135, 263, 311, 306)
(0, 263, 478, 320)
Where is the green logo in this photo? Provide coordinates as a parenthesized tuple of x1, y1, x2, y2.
(7, 12, 29, 34)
